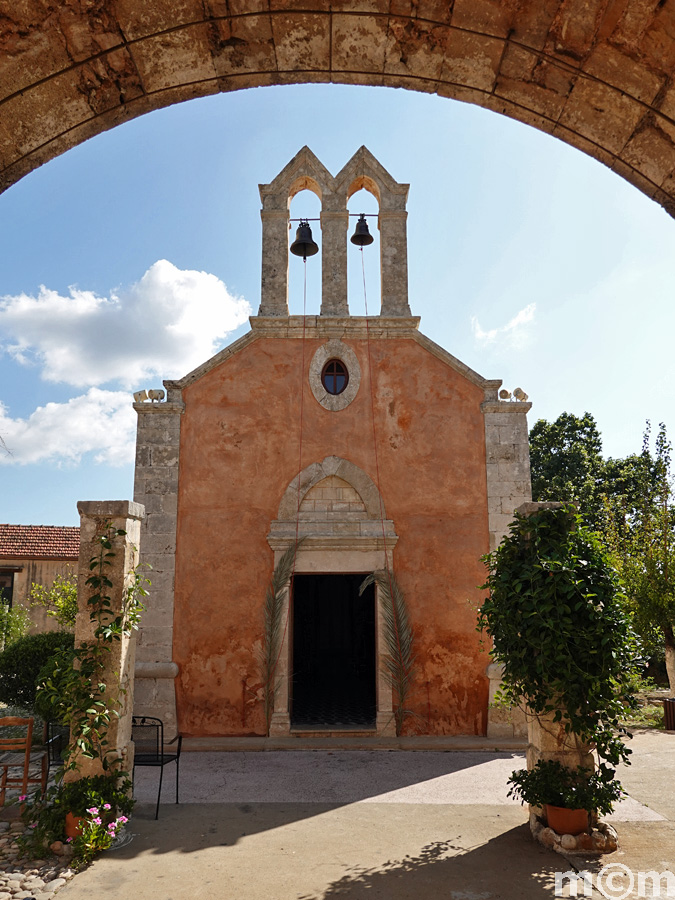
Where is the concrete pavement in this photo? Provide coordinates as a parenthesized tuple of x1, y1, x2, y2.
(58, 731, 674, 900)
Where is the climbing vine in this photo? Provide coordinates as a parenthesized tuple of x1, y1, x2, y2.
(477, 504, 639, 767)
(37, 522, 149, 771)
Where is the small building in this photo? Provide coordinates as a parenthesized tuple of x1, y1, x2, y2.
(132, 148, 532, 739)
(0, 524, 79, 633)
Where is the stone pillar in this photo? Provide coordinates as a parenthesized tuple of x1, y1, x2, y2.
(269, 576, 291, 737)
(481, 395, 533, 739)
(481, 398, 532, 551)
(320, 210, 349, 316)
(133, 390, 184, 739)
(69, 501, 144, 779)
(379, 211, 411, 317)
(259, 208, 290, 316)
(375, 583, 397, 736)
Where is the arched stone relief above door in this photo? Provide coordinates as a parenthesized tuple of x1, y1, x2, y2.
(268, 456, 397, 553)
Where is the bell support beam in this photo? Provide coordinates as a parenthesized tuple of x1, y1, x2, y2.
(259, 208, 290, 317)
(320, 210, 349, 317)
(379, 210, 411, 317)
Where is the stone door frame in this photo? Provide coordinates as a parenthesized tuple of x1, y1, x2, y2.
(267, 456, 398, 737)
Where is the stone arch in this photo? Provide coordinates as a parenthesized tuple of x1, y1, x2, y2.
(2, 5, 675, 215)
(336, 146, 411, 317)
(273, 455, 389, 527)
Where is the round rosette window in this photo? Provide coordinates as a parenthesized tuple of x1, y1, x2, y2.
(309, 340, 361, 411)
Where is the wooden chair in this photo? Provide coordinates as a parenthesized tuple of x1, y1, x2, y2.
(0, 717, 48, 807)
(131, 716, 182, 820)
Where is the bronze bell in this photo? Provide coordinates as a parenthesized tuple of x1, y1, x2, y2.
(290, 220, 319, 259)
(350, 214, 374, 246)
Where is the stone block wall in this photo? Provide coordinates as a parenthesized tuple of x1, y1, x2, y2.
(481, 400, 533, 550)
(132, 396, 184, 738)
(481, 398, 532, 739)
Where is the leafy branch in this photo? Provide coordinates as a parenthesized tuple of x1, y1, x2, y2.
(360, 571, 415, 736)
(258, 540, 304, 733)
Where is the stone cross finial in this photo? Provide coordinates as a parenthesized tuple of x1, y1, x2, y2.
(258, 146, 411, 318)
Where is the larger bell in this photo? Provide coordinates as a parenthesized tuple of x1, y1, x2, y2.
(290, 220, 319, 259)
(350, 213, 374, 246)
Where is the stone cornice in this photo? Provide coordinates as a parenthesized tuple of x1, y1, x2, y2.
(133, 400, 185, 415)
(267, 534, 398, 552)
(250, 315, 421, 338)
(480, 401, 532, 414)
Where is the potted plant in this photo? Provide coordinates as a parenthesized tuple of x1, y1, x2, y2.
(21, 773, 134, 866)
(507, 760, 624, 835)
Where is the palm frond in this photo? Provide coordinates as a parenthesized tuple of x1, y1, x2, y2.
(360, 571, 416, 735)
(258, 539, 304, 732)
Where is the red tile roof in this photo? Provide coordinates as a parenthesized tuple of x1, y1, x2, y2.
(0, 524, 80, 560)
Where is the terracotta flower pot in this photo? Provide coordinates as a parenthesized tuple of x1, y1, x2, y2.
(545, 804, 589, 836)
(64, 813, 84, 839)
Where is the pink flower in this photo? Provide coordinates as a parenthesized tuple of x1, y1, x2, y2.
(18, 795, 27, 802)
(29, 823, 37, 829)
(66, 837, 73, 843)
(103, 803, 111, 810)
(86, 807, 99, 815)
(93, 817, 102, 825)
(118, 816, 128, 824)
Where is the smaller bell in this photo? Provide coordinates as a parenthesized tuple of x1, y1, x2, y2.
(350, 214, 374, 247)
(290, 220, 319, 259)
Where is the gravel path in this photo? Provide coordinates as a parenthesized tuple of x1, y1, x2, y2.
(0, 822, 74, 900)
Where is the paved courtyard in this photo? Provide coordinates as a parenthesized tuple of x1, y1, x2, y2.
(59, 731, 674, 900)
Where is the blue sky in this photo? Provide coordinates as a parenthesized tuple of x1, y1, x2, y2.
(1, 84, 674, 526)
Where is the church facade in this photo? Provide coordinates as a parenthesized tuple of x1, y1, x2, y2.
(132, 148, 531, 739)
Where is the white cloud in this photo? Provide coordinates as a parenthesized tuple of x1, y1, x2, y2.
(0, 260, 252, 388)
(471, 302, 536, 349)
(0, 389, 136, 466)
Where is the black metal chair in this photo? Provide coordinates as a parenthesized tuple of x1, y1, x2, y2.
(131, 716, 182, 820)
(44, 722, 69, 773)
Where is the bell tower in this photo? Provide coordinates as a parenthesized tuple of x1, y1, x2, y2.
(258, 146, 411, 318)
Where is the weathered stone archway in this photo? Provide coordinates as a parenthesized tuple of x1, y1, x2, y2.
(1, 2, 675, 214)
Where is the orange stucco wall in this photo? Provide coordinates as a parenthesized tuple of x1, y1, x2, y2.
(173, 335, 491, 736)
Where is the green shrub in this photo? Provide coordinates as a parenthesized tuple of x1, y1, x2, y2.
(477, 505, 639, 767)
(0, 632, 75, 708)
(0, 602, 30, 651)
(27, 573, 77, 629)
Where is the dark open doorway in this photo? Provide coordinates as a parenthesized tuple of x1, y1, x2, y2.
(291, 574, 376, 730)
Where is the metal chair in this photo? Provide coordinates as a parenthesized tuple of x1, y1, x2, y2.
(131, 716, 182, 820)
(0, 717, 47, 807)
(44, 722, 69, 773)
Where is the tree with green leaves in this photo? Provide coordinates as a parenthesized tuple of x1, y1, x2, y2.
(27, 572, 78, 629)
(530, 412, 656, 535)
(605, 423, 675, 692)
(529, 412, 605, 528)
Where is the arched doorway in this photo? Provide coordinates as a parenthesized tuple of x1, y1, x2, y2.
(268, 456, 399, 737)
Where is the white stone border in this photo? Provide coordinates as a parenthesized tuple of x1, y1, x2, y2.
(309, 339, 361, 411)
